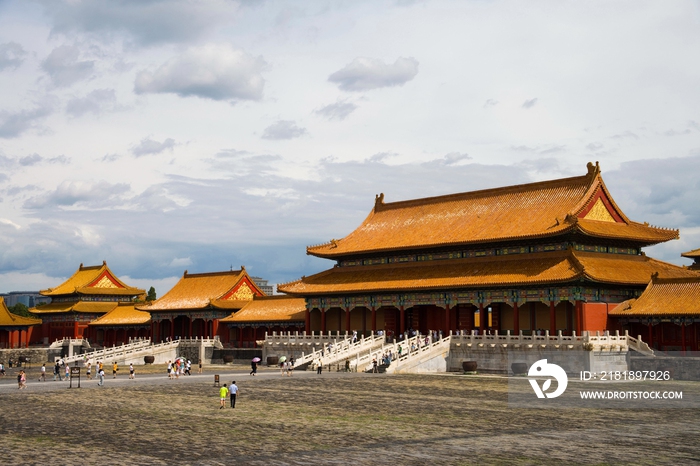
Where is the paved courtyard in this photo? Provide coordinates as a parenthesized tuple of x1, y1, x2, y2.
(1, 365, 699, 465)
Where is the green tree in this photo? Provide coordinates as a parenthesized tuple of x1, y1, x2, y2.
(8, 302, 32, 318)
(147, 286, 157, 301)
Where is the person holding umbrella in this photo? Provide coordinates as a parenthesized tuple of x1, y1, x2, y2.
(250, 357, 259, 376)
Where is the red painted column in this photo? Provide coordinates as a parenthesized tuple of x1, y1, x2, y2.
(445, 304, 451, 334)
(681, 323, 686, 354)
(188, 318, 193, 338)
(74, 321, 79, 339)
(371, 307, 377, 332)
(345, 308, 351, 333)
(399, 307, 405, 336)
(321, 309, 326, 333)
(513, 302, 520, 334)
(549, 301, 556, 335)
(578, 301, 585, 334)
(170, 318, 175, 340)
(212, 319, 219, 338)
(648, 324, 653, 348)
(305, 308, 310, 333)
(479, 304, 486, 333)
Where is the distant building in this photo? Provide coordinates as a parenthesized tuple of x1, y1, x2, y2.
(0, 291, 51, 308)
(251, 276, 274, 295)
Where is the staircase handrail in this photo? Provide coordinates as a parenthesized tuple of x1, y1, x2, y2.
(62, 338, 153, 364)
(294, 333, 385, 368)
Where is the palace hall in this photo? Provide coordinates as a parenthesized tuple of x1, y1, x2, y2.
(0, 297, 41, 348)
(278, 162, 699, 340)
(138, 267, 267, 344)
(610, 273, 700, 351)
(219, 295, 306, 347)
(29, 262, 145, 344)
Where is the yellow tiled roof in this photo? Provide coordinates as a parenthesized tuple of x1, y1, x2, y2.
(0, 298, 42, 326)
(681, 248, 700, 259)
(29, 301, 119, 314)
(90, 304, 152, 326)
(210, 299, 254, 310)
(40, 261, 145, 296)
(29, 302, 77, 314)
(307, 163, 678, 259)
(575, 251, 699, 285)
(220, 296, 306, 323)
(609, 276, 700, 316)
(279, 250, 694, 296)
(144, 269, 263, 311)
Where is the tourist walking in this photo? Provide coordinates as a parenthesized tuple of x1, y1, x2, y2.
(86, 362, 92, 380)
(18, 370, 26, 389)
(40, 363, 46, 382)
(372, 357, 378, 373)
(316, 358, 323, 375)
(54, 361, 61, 381)
(229, 381, 239, 408)
(250, 360, 257, 376)
(198, 361, 203, 373)
(129, 363, 135, 379)
(219, 384, 229, 409)
(112, 361, 118, 378)
(65, 362, 70, 381)
(0, 362, 5, 376)
(97, 367, 105, 386)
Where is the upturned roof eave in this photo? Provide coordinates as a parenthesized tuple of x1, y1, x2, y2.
(306, 225, 577, 259)
(277, 275, 583, 297)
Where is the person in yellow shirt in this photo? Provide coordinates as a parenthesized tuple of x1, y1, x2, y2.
(112, 362, 118, 378)
(219, 384, 229, 409)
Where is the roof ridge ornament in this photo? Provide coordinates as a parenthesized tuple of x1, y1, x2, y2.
(375, 193, 384, 208)
(586, 161, 600, 177)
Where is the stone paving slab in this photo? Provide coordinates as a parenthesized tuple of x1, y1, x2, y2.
(1, 369, 699, 465)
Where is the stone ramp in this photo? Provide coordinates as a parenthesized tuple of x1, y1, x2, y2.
(384, 337, 451, 374)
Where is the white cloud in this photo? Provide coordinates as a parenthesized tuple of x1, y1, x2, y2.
(315, 100, 357, 121)
(0, 42, 27, 70)
(0, 104, 53, 139)
(134, 44, 266, 102)
(522, 98, 538, 109)
(169, 257, 192, 268)
(328, 57, 419, 91)
(261, 120, 307, 140)
(23, 180, 131, 209)
(131, 137, 176, 157)
(441, 152, 471, 166)
(66, 89, 118, 117)
(41, 44, 95, 87)
(39, 0, 241, 47)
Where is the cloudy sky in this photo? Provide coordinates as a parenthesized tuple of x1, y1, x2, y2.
(1, 0, 699, 295)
